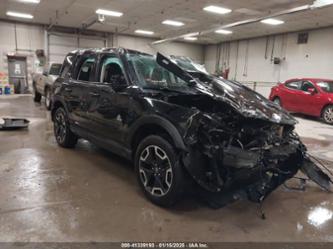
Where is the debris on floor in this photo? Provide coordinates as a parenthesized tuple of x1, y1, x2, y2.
(0, 118, 30, 130)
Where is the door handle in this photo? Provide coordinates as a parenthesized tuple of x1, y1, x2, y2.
(64, 88, 72, 93)
(89, 92, 100, 97)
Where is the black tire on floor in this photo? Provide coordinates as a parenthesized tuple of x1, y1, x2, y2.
(53, 107, 78, 148)
(135, 135, 186, 207)
(33, 85, 42, 102)
(45, 88, 52, 111)
(322, 105, 333, 125)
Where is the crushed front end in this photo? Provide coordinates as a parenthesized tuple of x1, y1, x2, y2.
(181, 110, 331, 208)
(155, 52, 332, 208)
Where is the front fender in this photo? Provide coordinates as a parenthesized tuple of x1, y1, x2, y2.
(127, 115, 187, 151)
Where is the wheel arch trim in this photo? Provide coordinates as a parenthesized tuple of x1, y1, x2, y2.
(51, 99, 68, 121)
(128, 115, 186, 152)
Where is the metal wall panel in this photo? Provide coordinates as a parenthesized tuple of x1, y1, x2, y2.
(48, 33, 106, 64)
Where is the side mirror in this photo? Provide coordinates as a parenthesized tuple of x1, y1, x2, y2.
(307, 88, 316, 95)
(43, 70, 48, 76)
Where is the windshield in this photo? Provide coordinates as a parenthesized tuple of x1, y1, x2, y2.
(49, 64, 62, 76)
(171, 56, 208, 74)
(127, 54, 190, 90)
(317, 81, 333, 93)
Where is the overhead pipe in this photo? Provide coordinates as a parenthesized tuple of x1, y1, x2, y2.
(82, 17, 98, 30)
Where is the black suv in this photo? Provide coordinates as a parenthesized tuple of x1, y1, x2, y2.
(52, 48, 330, 207)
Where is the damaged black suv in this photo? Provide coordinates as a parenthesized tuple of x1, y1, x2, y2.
(52, 48, 331, 207)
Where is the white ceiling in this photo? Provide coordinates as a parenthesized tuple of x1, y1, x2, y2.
(0, 0, 333, 44)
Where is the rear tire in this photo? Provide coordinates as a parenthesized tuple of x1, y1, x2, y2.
(53, 107, 78, 148)
(322, 105, 333, 125)
(135, 135, 185, 207)
(33, 84, 42, 103)
(45, 88, 52, 111)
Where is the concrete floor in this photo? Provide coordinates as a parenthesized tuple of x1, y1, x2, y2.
(0, 95, 333, 242)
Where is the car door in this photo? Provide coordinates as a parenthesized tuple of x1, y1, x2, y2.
(298, 81, 322, 115)
(85, 53, 130, 146)
(280, 80, 302, 112)
(64, 53, 98, 132)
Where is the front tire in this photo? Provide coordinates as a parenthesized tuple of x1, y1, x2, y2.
(322, 105, 333, 124)
(135, 135, 185, 207)
(53, 107, 78, 148)
(45, 88, 52, 110)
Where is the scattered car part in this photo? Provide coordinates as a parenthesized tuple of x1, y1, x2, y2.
(0, 118, 30, 130)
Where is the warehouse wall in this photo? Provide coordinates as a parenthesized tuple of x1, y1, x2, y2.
(0, 20, 204, 87)
(0, 22, 44, 84)
(47, 33, 204, 64)
(204, 26, 333, 83)
(116, 34, 204, 63)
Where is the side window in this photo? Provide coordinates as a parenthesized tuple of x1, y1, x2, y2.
(99, 55, 126, 84)
(301, 81, 316, 92)
(77, 57, 96, 82)
(285, 81, 301, 90)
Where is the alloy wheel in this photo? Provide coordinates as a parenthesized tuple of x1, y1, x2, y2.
(139, 145, 173, 197)
(324, 107, 333, 124)
(54, 110, 67, 144)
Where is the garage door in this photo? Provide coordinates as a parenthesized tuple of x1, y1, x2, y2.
(48, 34, 106, 64)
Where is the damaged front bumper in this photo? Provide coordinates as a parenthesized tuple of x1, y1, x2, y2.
(180, 112, 332, 208)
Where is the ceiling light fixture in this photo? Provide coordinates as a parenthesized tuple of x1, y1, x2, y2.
(18, 0, 40, 3)
(184, 37, 198, 41)
(96, 9, 123, 17)
(215, 29, 233, 35)
(135, 29, 154, 35)
(261, 18, 284, 25)
(203, 5, 232, 15)
(6, 11, 33, 19)
(162, 20, 185, 27)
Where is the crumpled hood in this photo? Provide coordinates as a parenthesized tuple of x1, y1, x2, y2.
(192, 76, 297, 125)
(156, 53, 297, 126)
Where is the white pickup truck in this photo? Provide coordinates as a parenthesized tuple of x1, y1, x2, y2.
(32, 63, 62, 110)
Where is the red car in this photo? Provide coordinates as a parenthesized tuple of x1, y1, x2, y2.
(269, 78, 333, 124)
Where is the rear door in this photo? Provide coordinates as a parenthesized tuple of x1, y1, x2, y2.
(281, 80, 302, 112)
(65, 53, 98, 132)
